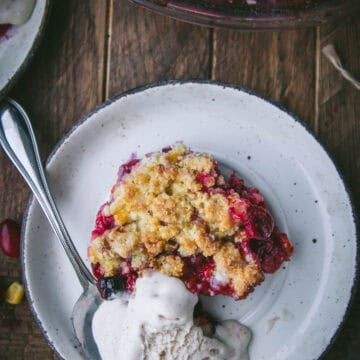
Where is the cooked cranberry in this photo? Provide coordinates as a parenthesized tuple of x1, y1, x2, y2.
(245, 205, 274, 240)
(196, 171, 217, 189)
(254, 228, 294, 273)
(241, 188, 265, 206)
(182, 255, 218, 295)
(238, 238, 257, 260)
(277, 230, 295, 256)
(91, 263, 104, 280)
(117, 158, 140, 181)
(162, 146, 172, 153)
(125, 273, 138, 293)
(199, 260, 215, 280)
(0, 219, 21, 258)
(229, 199, 250, 223)
(97, 276, 125, 299)
(91, 205, 114, 238)
(228, 171, 245, 192)
(258, 241, 284, 273)
(229, 172, 265, 206)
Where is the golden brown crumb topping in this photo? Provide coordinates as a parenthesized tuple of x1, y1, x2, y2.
(89, 144, 263, 298)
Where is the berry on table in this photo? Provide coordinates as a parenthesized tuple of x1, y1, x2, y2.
(0, 219, 21, 258)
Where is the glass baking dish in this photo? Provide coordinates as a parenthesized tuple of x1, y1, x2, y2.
(129, 0, 360, 29)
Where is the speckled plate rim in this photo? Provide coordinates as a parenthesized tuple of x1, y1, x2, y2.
(20, 79, 358, 359)
(0, 0, 51, 100)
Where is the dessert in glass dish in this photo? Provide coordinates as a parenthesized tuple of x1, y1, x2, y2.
(88, 144, 293, 300)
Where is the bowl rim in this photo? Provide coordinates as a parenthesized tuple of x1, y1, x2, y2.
(0, 0, 52, 100)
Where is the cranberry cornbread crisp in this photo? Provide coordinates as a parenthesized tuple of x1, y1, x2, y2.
(88, 144, 293, 299)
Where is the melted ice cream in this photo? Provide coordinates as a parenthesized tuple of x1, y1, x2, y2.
(0, 0, 36, 25)
(92, 272, 251, 360)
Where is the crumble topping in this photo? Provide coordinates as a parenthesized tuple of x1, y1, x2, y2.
(89, 144, 294, 299)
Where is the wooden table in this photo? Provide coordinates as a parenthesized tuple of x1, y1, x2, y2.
(0, 1, 359, 359)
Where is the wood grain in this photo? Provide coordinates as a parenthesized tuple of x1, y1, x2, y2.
(0, 1, 359, 358)
(1, 1, 108, 358)
(212, 29, 317, 128)
(107, 0, 211, 97)
(317, 18, 360, 360)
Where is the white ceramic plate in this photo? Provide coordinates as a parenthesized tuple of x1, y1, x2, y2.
(0, 0, 50, 98)
(22, 81, 357, 360)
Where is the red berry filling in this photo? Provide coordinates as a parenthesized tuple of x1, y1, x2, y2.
(90, 147, 294, 299)
(91, 203, 115, 238)
(244, 205, 274, 240)
(91, 262, 105, 280)
(252, 228, 294, 273)
(117, 158, 140, 181)
(94, 254, 235, 299)
(119, 260, 139, 293)
(196, 170, 217, 189)
(178, 254, 235, 297)
(182, 255, 216, 295)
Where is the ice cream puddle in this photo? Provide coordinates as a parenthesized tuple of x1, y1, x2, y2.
(92, 271, 251, 360)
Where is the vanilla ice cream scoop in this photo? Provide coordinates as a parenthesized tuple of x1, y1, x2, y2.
(0, 0, 36, 25)
(92, 272, 251, 360)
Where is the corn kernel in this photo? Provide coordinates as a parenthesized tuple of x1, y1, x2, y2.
(87, 246, 98, 263)
(114, 210, 128, 225)
(5, 281, 24, 305)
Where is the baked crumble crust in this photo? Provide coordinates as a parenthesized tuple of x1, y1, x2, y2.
(89, 144, 293, 299)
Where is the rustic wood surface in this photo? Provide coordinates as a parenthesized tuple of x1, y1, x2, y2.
(0, 0, 359, 358)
